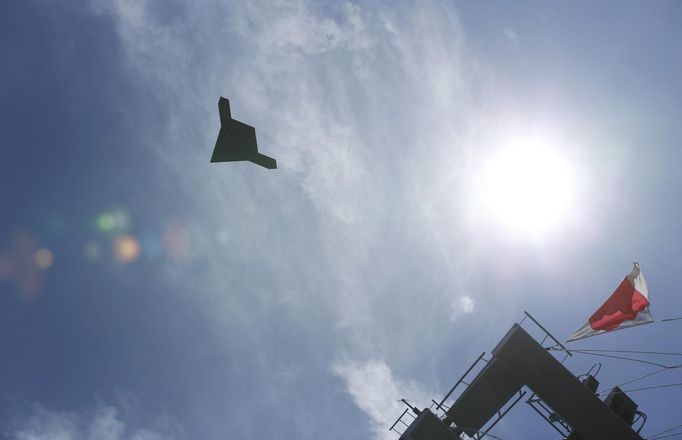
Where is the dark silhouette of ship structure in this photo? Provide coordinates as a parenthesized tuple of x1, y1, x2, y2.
(390, 312, 647, 440)
(210, 97, 277, 169)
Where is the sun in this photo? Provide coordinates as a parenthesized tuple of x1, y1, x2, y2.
(473, 136, 577, 239)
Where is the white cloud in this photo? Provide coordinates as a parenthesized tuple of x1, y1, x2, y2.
(81, 1, 504, 436)
(5, 405, 179, 440)
(86, 407, 124, 440)
(84, 0, 490, 352)
(332, 359, 435, 440)
(7, 406, 79, 440)
(451, 295, 475, 321)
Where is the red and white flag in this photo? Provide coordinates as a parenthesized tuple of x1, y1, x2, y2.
(567, 262, 654, 342)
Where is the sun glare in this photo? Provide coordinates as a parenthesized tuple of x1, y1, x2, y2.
(475, 137, 577, 238)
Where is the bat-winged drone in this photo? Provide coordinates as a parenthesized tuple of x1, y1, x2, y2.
(210, 97, 277, 169)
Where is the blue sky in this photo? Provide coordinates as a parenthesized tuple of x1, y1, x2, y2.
(2, 1, 682, 439)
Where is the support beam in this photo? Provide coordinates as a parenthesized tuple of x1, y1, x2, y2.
(446, 324, 643, 440)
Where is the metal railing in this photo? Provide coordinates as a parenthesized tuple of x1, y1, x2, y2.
(519, 311, 573, 363)
(389, 404, 417, 436)
(388, 311, 577, 439)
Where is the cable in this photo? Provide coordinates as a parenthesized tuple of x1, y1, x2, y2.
(568, 350, 674, 368)
(549, 347, 682, 367)
(649, 433, 682, 440)
(618, 365, 680, 387)
(560, 348, 682, 357)
(647, 423, 682, 440)
(649, 431, 682, 440)
(587, 362, 682, 397)
(595, 381, 682, 397)
(549, 346, 682, 391)
(660, 317, 682, 323)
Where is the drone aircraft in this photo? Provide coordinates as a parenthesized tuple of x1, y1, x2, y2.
(210, 97, 277, 169)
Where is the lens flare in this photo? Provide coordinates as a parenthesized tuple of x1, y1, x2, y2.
(111, 210, 130, 230)
(97, 209, 130, 233)
(141, 234, 162, 259)
(163, 223, 192, 261)
(9, 230, 43, 298)
(114, 235, 140, 263)
(34, 248, 53, 269)
(97, 214, 116, 232)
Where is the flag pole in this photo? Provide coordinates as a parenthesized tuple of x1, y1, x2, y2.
(660, 317, 682, 323)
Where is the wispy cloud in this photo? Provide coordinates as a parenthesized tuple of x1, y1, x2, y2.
(83, 0, 501, 436)
(4, 404, 179, 440)
(332, 359, 434, 440)
(451, 294, 475, 321)
(88, 0, 492, 351)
